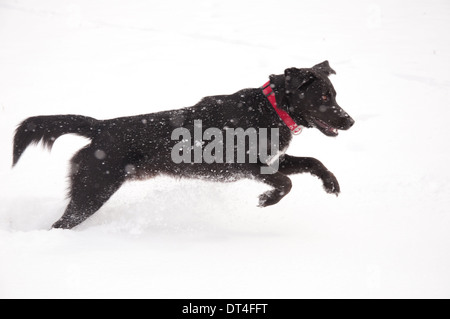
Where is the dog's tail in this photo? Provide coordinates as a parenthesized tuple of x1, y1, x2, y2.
(12, 115, 99, 167)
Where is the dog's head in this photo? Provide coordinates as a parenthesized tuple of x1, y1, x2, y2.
(270, 61, 355, 136)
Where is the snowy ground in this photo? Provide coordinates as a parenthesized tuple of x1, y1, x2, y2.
(1, 0, 450, 298)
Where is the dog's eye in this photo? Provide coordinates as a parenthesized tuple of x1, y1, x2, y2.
(321, 95, 329, 102)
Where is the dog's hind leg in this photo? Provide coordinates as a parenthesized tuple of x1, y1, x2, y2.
(254, 171, 292, 207)
(52, 146, 126, 229)
(279, 155, 340, 195)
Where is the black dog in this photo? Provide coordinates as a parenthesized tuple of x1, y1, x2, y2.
(12, 61, 354, 229)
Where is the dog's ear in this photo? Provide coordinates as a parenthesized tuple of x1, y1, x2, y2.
(284, 68, 316, 93)
(312, 60, 336, 76)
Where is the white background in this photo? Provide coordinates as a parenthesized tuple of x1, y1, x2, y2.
(0, 0, 449, 298)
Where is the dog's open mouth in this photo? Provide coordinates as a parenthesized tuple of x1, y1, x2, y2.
(313, 118, 339, 137)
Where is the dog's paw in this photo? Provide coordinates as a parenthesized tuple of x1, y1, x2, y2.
(322, 172, 340, 196)
(258, 190, 285, 207)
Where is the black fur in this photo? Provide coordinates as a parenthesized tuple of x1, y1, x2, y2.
(12, 61, 354, 229)
(13, 115, 97, 166)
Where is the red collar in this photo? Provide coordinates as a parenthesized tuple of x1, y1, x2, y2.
(262, 81, 302, 135)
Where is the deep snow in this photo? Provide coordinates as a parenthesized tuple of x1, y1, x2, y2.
(1, 0, 450, 298)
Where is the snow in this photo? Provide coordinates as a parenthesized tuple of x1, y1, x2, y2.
(1, 0, 450, 298)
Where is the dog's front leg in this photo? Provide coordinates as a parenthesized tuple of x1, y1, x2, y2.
(253, 171, 293, 207)
(279, 155, 340, 195)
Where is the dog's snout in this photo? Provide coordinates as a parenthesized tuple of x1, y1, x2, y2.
(348, 116, 355, 128)
(336, 106, 355, 130)
(339, 114, 354, 130)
